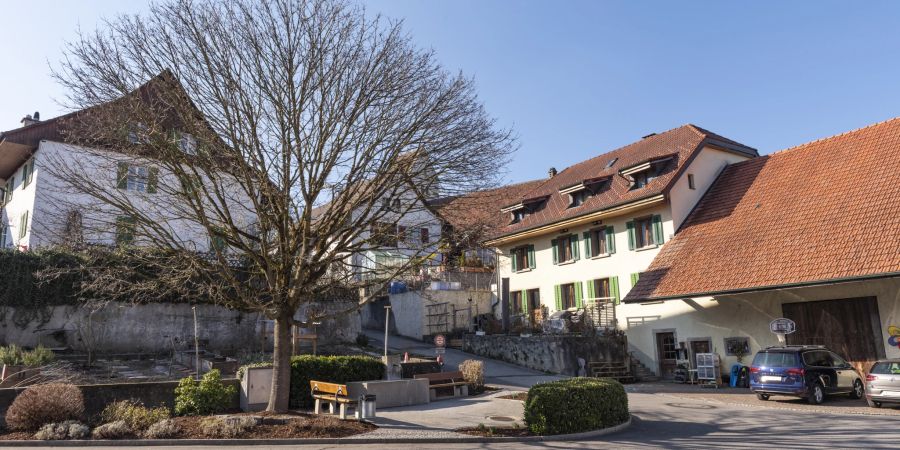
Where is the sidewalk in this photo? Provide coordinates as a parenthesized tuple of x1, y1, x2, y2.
(362, 329, 565, 389)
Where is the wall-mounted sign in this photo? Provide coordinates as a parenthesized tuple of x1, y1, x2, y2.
(769, 318, 796, 335)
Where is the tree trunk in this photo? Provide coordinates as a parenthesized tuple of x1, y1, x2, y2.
(266, 313, 294, 412)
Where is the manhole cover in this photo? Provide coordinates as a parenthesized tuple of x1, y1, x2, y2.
(487, 416, 516, 422)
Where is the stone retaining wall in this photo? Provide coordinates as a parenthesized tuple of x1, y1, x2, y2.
(463, 334, 627, 376)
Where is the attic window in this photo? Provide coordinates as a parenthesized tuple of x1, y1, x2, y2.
(503, 196, 548, 224)
(511, 209, 528, 224)
(570, 190, 589, 207)
(621, 157, 672, 190)
(605, 158, 618, 169)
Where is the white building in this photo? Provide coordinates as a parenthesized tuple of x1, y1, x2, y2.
(484, 125, 758, 375)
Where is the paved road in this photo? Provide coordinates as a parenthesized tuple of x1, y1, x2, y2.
(363, 328, 565, 388)
(32, 390, 900, 449)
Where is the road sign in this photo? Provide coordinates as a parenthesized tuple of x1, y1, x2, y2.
(435, 334, 446, 347)
(769, 318, 796, 335)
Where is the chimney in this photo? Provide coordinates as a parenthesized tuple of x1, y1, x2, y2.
(20, 111, 40, 127)
(548, 167, 557, 178)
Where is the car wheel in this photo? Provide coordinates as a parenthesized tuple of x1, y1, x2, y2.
(849, 379, 864, 399)
(867, 399, 882, 408)
(808, 382, 825, 405)
(756, 393, 770, 401)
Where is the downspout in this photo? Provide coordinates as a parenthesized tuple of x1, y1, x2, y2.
(491, 246, 501, 316)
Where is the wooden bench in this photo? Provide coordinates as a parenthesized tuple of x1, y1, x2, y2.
(414, 371, 469, 400)
(310, 380, 357, 419)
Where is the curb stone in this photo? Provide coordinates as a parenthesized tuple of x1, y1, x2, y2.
(0, 416, 632, 446)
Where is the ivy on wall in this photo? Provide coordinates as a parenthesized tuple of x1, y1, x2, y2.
(0, 249, 84, 327)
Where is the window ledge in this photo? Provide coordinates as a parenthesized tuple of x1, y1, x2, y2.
(590, 253, 611, 260)
(557, 260, 576, 266)
(514, 268, 532, 274)
(636, 244, 659, 252)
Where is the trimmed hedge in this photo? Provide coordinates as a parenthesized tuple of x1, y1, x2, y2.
(289, 355, 385, 408)
(524, 377, 629, 435)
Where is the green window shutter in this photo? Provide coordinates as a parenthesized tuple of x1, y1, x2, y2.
(147, 167, 159, 194)
(117, 162, 128, 189)
(575, 281, 583, 308)
(610, 276, 620, 305)
(626, 221, 636, 250)
(652, 214, 664, 245)
(527, 245, 536, 269)
(551, 239, 559, 264)
(116, 216, 136, 246)
(583, 231, 592, 258)
(586, 279, 595, 301)
(554, 285, 562, 311)
(571, 234, 580, 261)
(631, 272, 640, 287)
(606, 226, 616, 254)
(22, 161, 30, 187)
(510, 248, 518, 272)
(7, 176, 14, 201)
(521, 290, 528, 314)
(19, 211, 28, 239)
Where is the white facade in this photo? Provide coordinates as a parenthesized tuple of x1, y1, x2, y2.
(493, 145, 754, 373)
(1, 140, 253, 252)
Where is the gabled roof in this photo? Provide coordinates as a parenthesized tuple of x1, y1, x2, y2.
(429, 179, 545, 237)
(625, 117, 900, 302)
(487, 125, 757, 241)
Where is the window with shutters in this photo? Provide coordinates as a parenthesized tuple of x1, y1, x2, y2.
(560, 283, 576, 309)
(116, 216, 136, 246)
(124, 165, 149, 192)
(635, 216, 655, 248)
(420, 227, 430, 244)
(174, 131, 198, 155)
(555, 234, 576, 263)
(510, 291, 523, 315)
(510, 244, 535, 272)
(592, 278, 611, 300)
(590, 228, 608, 256)
(5, 176, 14, 203)
(527, 289, 541, 312)
(21, 160, 33, 188)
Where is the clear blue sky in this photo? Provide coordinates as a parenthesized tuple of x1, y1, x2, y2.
(3, 1, 900, 183)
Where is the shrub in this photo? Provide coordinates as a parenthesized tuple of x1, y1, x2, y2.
(91, 420, 132, 440)
(5, 383, 85, 431)
(0, 344, 23, 365)
(289, 355, 385, 408)
(21, 345, 55, 367)
(101, 400, 170, 431)
(355, 334, 370, 347)
(200, 416, 260, 438)
(524, 377, 628, 435)
(174, 369, 236, 416)
(459, 359, 485, 390)
(144, 419, 179, 439)
(34, 420, 90, 440)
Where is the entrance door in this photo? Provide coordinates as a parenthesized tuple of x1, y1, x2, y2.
(656, 332, 677, 379)
(783, 297, 885, 372)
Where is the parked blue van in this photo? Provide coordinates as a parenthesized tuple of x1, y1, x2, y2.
(749, 346, 863, 404)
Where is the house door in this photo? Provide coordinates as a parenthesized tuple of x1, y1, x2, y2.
(656, 332, 677, 379)
(689, 340, 712, 368)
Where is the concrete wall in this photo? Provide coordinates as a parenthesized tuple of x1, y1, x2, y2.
(384, 290, 492, 340)
(0, 301, 359, 355)
(623, 277, 900, 374)
(463, 334, 627, 375)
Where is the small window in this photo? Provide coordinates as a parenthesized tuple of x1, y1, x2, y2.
(605, 158, 618, 169)
(116, 216, 136, 246)
(590, 228, 608, 256)
(635, 216, 655, 248)
(632, 170, 654, 189)
(5, 176, 14, 202)
(0, 222, 7, 247)
(175, 132, 198, 155)
(209, 229, 227, 252)
(556, 235, 574, 262)
(569, 190, 589, 207)
(688, 173, 696, 190)
(510, 291, 523, 315)
(511, 209, 527, 224)
(560, 283, 576, 309)
(18, 211, 29, 239)
(370, 222, 398, 247)
(127, 166, 150, 192)
(21, 160, 33, 188)
(420, 227, 430, 244)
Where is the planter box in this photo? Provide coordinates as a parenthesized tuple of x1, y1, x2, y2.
(240, 366, 273, 412)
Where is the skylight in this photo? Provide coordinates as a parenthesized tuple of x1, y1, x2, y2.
(605, 158, 618, 169)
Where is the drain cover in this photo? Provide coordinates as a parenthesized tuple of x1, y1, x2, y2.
(487, 416, 516, 422)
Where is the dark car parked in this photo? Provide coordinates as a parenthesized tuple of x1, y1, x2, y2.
(749, 345, 864, 405)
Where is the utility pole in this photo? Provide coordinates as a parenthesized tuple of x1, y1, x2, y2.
(192, 306, 200, 380)
(383, 305, 391, 360)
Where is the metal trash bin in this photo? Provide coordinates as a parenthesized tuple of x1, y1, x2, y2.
(356, 394, 376, 419)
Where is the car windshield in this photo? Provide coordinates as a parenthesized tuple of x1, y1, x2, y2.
(870, 362, 900, 375)
(752, 351, 799, 368)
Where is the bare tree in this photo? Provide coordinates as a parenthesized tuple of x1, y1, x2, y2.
(46, 0, 513, 411)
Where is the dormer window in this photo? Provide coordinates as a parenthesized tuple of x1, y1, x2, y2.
(502, 195, 549, 225)
(511, 209, 528, 224)
(570, 190, 589, 207)
(632, 170, 654, 189)
(560, 176, 610, 208)
(620, 156, 673, 190)
(173, 131, 198, 155)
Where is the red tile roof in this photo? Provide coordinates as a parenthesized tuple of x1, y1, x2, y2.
(430, 179, 546, 237)
(625, 118, 900, 302)
(487, 125, 756, 240)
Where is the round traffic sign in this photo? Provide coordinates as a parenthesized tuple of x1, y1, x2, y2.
(435, 334, 446, 347)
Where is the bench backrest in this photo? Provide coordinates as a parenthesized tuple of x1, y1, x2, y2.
(310, 380, 349, 397)
(414, 371, 466, 383)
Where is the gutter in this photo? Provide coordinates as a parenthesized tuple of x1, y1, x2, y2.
(624, 271, 900, 304)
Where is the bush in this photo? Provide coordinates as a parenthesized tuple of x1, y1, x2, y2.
(91, 420, 132, 440)
(200, 416, 260, 438)
(5, 383, 85, 431)
(0, 345, 55, 367)
(0, 344, 23, 365)
(144, 419, 179, 439)
(289, 355, 385, 408)
(459, 360, 485, 390)
(524, 377, 629, 435)
(100, 400, 170, 431)
(33, 420, 90, 440)
(174, 369, 236, 416)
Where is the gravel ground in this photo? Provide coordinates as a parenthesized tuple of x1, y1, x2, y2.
(628, 382, 900, 416)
